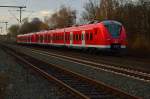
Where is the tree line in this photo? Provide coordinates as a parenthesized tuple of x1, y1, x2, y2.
(8, 0, 150, 53)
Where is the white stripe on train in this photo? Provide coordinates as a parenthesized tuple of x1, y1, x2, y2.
(18, 42, 126, 49)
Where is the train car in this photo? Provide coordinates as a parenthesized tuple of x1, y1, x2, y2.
(17, 20, 127, 51)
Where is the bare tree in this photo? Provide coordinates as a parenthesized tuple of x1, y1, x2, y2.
(81, 0, 150, 53)
(81, 0, 101, 22)
(46, 6, 76, 29)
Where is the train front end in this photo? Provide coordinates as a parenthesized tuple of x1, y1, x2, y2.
(103, 20, 127, 50)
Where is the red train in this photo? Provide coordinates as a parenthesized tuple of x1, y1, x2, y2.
(17, 20, 127, 51)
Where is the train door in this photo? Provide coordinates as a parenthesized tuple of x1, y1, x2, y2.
(70, 32, 73, 46)
(82, 31, 85, 47)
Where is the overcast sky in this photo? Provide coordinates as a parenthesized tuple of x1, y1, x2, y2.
(0, 0, 88, 34)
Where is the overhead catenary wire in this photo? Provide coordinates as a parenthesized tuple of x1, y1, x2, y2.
(8, 10, 20, 23)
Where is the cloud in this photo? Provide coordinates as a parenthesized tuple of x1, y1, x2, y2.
(35, 10, 54, 17)
(0, 16, 13, 21)
(39, 10, 53, 16)
(30, 10, 55, 21)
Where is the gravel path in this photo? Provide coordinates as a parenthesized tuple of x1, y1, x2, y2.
(0, 46, 69, 99)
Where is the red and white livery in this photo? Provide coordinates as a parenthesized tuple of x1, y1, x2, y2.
(17, 20, 127, 50)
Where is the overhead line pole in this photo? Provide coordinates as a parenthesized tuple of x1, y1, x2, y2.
(0, 6, 26, 23)
(0, 27, 3, 33)
(0, 22, 8, 32)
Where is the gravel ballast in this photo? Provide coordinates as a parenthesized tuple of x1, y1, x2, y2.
(14, 45, 150, 99)
(0, 46, 69, 99)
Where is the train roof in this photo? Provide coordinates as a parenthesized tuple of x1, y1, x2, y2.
(102, 20, 122, 26)
(17, 20, 122, 36)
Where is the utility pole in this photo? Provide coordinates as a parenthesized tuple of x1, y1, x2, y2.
(0, 22, 8, 32)
(0, 6, 26, 23)
(0, 27, 3, 33)
(18, 7, 25, 23)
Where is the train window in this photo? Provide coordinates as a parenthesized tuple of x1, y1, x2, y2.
(55, 34, 57, 40)
(47, 35, 49, 41)
(79, 34, 81, 40)
(29, 36, 30, 42)
(40, 36, 42, 42)
(46, 35, 48, 41)
(74, 35, 76, 40)
(76, 34, 78, 40)
(90, 33, 93, 40)
(66, 34, 68, 40)
(52, 35, 54, 40)
(61, 35, 63, 40)
(73, 35, 75, 40)
(44, 35, 46, 41)
(41, 36, 43, 42)
(53, 35, 55, 40)
(50, 35, 51, 41)
(86, 33, 89, 40)
(76, 34, 77, 40)
(82, 34, 84, 40)
(65, 35, 67, 40)
(56, 35, 58, 40)
(68, 34, 69, 40)
(94, 28, 98, 35)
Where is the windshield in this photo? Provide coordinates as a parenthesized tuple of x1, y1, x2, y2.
(104, 21, 121, 38)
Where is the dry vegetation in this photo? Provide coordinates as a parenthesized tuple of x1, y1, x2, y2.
(82, 0, 150, 54)
(7, 0, 150, 55)
(0, 73, 9, 99)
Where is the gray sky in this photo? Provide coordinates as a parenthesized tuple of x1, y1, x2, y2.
(0, 0, 87, 34)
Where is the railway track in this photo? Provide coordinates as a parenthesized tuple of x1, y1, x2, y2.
(2, 44, 140, 99)
(19, 45, 150, 83)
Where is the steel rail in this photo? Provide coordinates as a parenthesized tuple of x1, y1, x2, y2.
(2, 45, 141, 99)
(28, 48, 150, 83)
(4, 44, 150, 83)
(4, 47, 89, 99)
